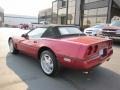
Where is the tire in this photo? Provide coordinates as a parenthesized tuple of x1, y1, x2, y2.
(9, 39, 19, 54)
(94, 34, 97, 36)
(40, 50, 60, 77)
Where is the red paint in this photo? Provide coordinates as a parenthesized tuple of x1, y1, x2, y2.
(11, 36, 113, 70)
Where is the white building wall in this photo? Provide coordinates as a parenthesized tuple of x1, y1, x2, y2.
(4, 14, 38, 26)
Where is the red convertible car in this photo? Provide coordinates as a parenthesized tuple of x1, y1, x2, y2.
(8, 25, 113, 76)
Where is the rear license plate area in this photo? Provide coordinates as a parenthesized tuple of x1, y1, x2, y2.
(99, 48, 107, 57)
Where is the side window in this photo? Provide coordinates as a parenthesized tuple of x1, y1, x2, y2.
(42, 27, 60, 38)
(42, 27, 54, 38)
(28, 28, 47, 39)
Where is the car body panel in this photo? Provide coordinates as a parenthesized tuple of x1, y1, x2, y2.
(103, 21, 120, 37)
(11, 36, 113, 70)
(62, 36, 108, 45)
(84, 27, 102, 36)
(84, 24, 107, 36)
(103, 26, 120, 37)
(9, 25, 113, 70)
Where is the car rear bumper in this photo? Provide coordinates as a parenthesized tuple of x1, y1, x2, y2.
(77, 56, 111, 70)
(58, 49, 113, 70)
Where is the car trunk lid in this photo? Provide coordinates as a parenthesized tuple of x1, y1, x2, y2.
(62, 36, 110, 45)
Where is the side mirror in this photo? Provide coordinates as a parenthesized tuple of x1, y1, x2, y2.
(21, 34, 29, 39)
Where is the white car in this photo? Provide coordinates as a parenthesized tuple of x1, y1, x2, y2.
(39, 21, 49, 25)
(84, 24, 107, 36)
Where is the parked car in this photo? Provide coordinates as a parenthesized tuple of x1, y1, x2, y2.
(18, 24, 29, 30)
(84, 24, 107, 36)
(39, 21, 49, 25)
(102, 21, 120, 39)
(8, 25, 113, 76)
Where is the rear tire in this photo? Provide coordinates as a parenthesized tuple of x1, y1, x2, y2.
(40, 50, 60, 77)
(9, 39, 19, 54)
(94, 34, 97, 36)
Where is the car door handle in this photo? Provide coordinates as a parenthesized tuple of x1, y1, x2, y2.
(33, 41, 37, 43)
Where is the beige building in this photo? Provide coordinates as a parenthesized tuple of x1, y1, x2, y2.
(0, 6, 4, 27)
(52, 0, 120, 29)
(38, 8, 52, 23)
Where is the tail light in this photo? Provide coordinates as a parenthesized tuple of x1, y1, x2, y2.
(108, 41, 112, 49)
(94, 45, 98, 53)
(86, 45, 98, 56)
(87, 46, 93, 55)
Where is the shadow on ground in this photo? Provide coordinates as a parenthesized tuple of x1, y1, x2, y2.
(6, 52, 120, 90)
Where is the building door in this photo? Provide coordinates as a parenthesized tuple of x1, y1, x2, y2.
(61, 16, 66, 24)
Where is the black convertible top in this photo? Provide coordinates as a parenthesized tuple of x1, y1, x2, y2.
(36, 24, 79, 28)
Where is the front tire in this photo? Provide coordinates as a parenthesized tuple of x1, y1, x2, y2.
(9, 39, 18, 54)
(40, 50, 60, 76)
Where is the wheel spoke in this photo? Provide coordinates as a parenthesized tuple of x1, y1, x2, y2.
(9, 40, 13, 52)
(41, 53, 54, 74)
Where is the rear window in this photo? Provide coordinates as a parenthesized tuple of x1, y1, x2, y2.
(111, 21, 120, 27)
(93, 24, 105, 28)
(59, 27, 83, 35)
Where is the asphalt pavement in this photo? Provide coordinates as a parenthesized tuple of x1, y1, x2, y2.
(0, 28, 120, 90)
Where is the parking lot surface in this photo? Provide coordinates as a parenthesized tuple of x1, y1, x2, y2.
(0, 28, 120, 90)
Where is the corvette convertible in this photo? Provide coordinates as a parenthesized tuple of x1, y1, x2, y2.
(8, 25, 113, 76)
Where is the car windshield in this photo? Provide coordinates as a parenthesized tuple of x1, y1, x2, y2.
(111, 21, 120, 27)
(92, 24, 104, 28)
(59, 27, 85, 37)
(28, 28, 47, 39)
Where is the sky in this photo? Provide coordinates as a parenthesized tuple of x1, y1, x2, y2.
(0, 0, 54, 17)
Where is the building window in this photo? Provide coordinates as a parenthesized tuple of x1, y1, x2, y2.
(52, 1, 58, 24)
(58, 8, 67, 24)
(53, 2, 57, 11)
(88, 17, 96, 26)
(68, 6, 75, 24)
(83, 7, 108, 27)
(96, 17, 107, 23)
(58, 0, 67, 9)
(97, 7, 108, 15)
(67, 0, 75, 24)
(88, 9, 97, 16)
(62, 1, 66, 7)
(68, 0, 75, 7)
